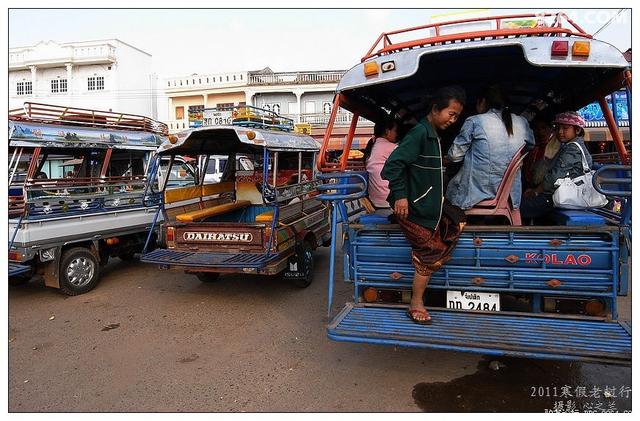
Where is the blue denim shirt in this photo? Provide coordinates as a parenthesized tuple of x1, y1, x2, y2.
(445, 109, 534, 209)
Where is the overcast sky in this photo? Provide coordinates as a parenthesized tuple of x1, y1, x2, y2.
(9, 8, 631, 79)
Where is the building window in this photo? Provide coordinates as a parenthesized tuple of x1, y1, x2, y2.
(240, 74, 243, 80)
(51, 78, 68, 93)
(88, 76, 104, 91)
(322, 102, 332, 114)
(233, 75, 236, 81)
(17, 81, 32, 96)
(226, 76, 229, 82)
(175, 106, 185, 120)
(264, 103, 281, 114)
(206, 77, 209, 83)
(216, 103, 234, 111)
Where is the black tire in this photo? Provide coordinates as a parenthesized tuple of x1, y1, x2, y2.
(289, 241, 314, 288)
(196, 272, 221, 283)
(59, 247, 101, 296)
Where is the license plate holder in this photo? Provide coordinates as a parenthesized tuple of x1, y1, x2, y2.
(446, 290, 500, 312)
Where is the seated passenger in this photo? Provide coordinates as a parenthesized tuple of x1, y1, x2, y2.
(445, 85, 534, 210)
(520, 111, 592, 219)
(522, 111, 561, 190)
(364, 117, 399, 216)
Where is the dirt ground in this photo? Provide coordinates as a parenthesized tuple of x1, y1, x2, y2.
(8, 246, 631, 412)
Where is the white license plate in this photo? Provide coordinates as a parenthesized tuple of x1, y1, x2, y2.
(446, 290, 500, 312)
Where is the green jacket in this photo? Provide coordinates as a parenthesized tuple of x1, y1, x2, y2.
(381, 118, 443, 230)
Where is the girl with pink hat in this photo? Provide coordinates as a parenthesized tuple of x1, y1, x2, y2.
(520, 110, 593, 220)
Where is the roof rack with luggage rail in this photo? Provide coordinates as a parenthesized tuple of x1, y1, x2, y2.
(8, 102, 168, 135)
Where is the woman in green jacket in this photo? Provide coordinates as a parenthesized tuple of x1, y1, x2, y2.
(381, 86, 467, 324)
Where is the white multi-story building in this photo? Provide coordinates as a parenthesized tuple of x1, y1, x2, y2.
(9, 39, 158, 118)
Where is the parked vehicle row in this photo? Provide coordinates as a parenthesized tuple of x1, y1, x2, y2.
(8, 103, 330, 294)
(7, 12, 632, 367)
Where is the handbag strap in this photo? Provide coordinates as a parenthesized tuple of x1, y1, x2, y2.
(569, 141, 591, 173)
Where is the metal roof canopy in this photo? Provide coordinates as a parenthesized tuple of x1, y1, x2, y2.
(9, 120, 165, 151)
(158, 126, 320, 156)
(337, 37, 629, 122)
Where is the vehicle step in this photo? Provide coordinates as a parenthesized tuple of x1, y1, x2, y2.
(328, 304, 631, 365)
(8, 263, 31, 277)
(140, 248, 281, 268)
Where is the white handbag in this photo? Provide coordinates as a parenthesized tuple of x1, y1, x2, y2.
(552, 142, 608, 209)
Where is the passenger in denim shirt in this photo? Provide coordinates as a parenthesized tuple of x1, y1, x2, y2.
(445, 86, 534, 210)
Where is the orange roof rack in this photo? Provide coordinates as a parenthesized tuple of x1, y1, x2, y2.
(362, 12, 592, 61)
(9, 102, 168, 136)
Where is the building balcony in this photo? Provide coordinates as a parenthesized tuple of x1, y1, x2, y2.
(9, 43, 117, 70)
(283, 112, 373, 127)
(166, 119, 190, 133)
(248, 71, 345, 86)
(165, 72, 248, 94)
(166, 111, 371, 134)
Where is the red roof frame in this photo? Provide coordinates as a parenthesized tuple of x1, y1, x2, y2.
(362, 12, 592, 62)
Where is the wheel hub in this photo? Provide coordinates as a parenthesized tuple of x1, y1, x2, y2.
(66, 257, 95, 287)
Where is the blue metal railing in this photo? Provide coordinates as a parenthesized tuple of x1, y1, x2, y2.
(316, 172, 368, 318)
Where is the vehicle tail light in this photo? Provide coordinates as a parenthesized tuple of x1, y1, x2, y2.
(105, 237, 120, 246)
(363, 287, 378, 302)
(8, 251, 22, 261)
(363, 61, 379, 77)
(585, 299, 605, 316)
(166, 227, 175, 245)
(551, 40, 569, 57)
(572, 41, 590, 57)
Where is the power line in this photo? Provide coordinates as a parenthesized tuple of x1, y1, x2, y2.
(593, 9, 628, 37)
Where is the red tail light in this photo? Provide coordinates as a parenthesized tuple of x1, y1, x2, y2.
(166, 227, 175, 244)
(551, 40, 569, 57)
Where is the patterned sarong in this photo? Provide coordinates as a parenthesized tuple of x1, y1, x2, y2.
(397, 213, 462, 277)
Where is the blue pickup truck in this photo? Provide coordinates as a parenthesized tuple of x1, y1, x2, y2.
(316, 13, 631, 365)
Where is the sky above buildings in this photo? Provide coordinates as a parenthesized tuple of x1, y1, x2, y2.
(9, 8, 631, 78)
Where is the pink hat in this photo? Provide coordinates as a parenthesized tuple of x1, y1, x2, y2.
(554, 111, 585, 128)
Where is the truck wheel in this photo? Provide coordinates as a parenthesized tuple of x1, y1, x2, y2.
(196, 273, 220, 283)
(59, 247, 101, 296)
(289, 241, 314, 288)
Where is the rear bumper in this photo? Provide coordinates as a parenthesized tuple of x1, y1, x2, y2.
(328, 303, 632, 366)
(140, 248, 291, 275)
